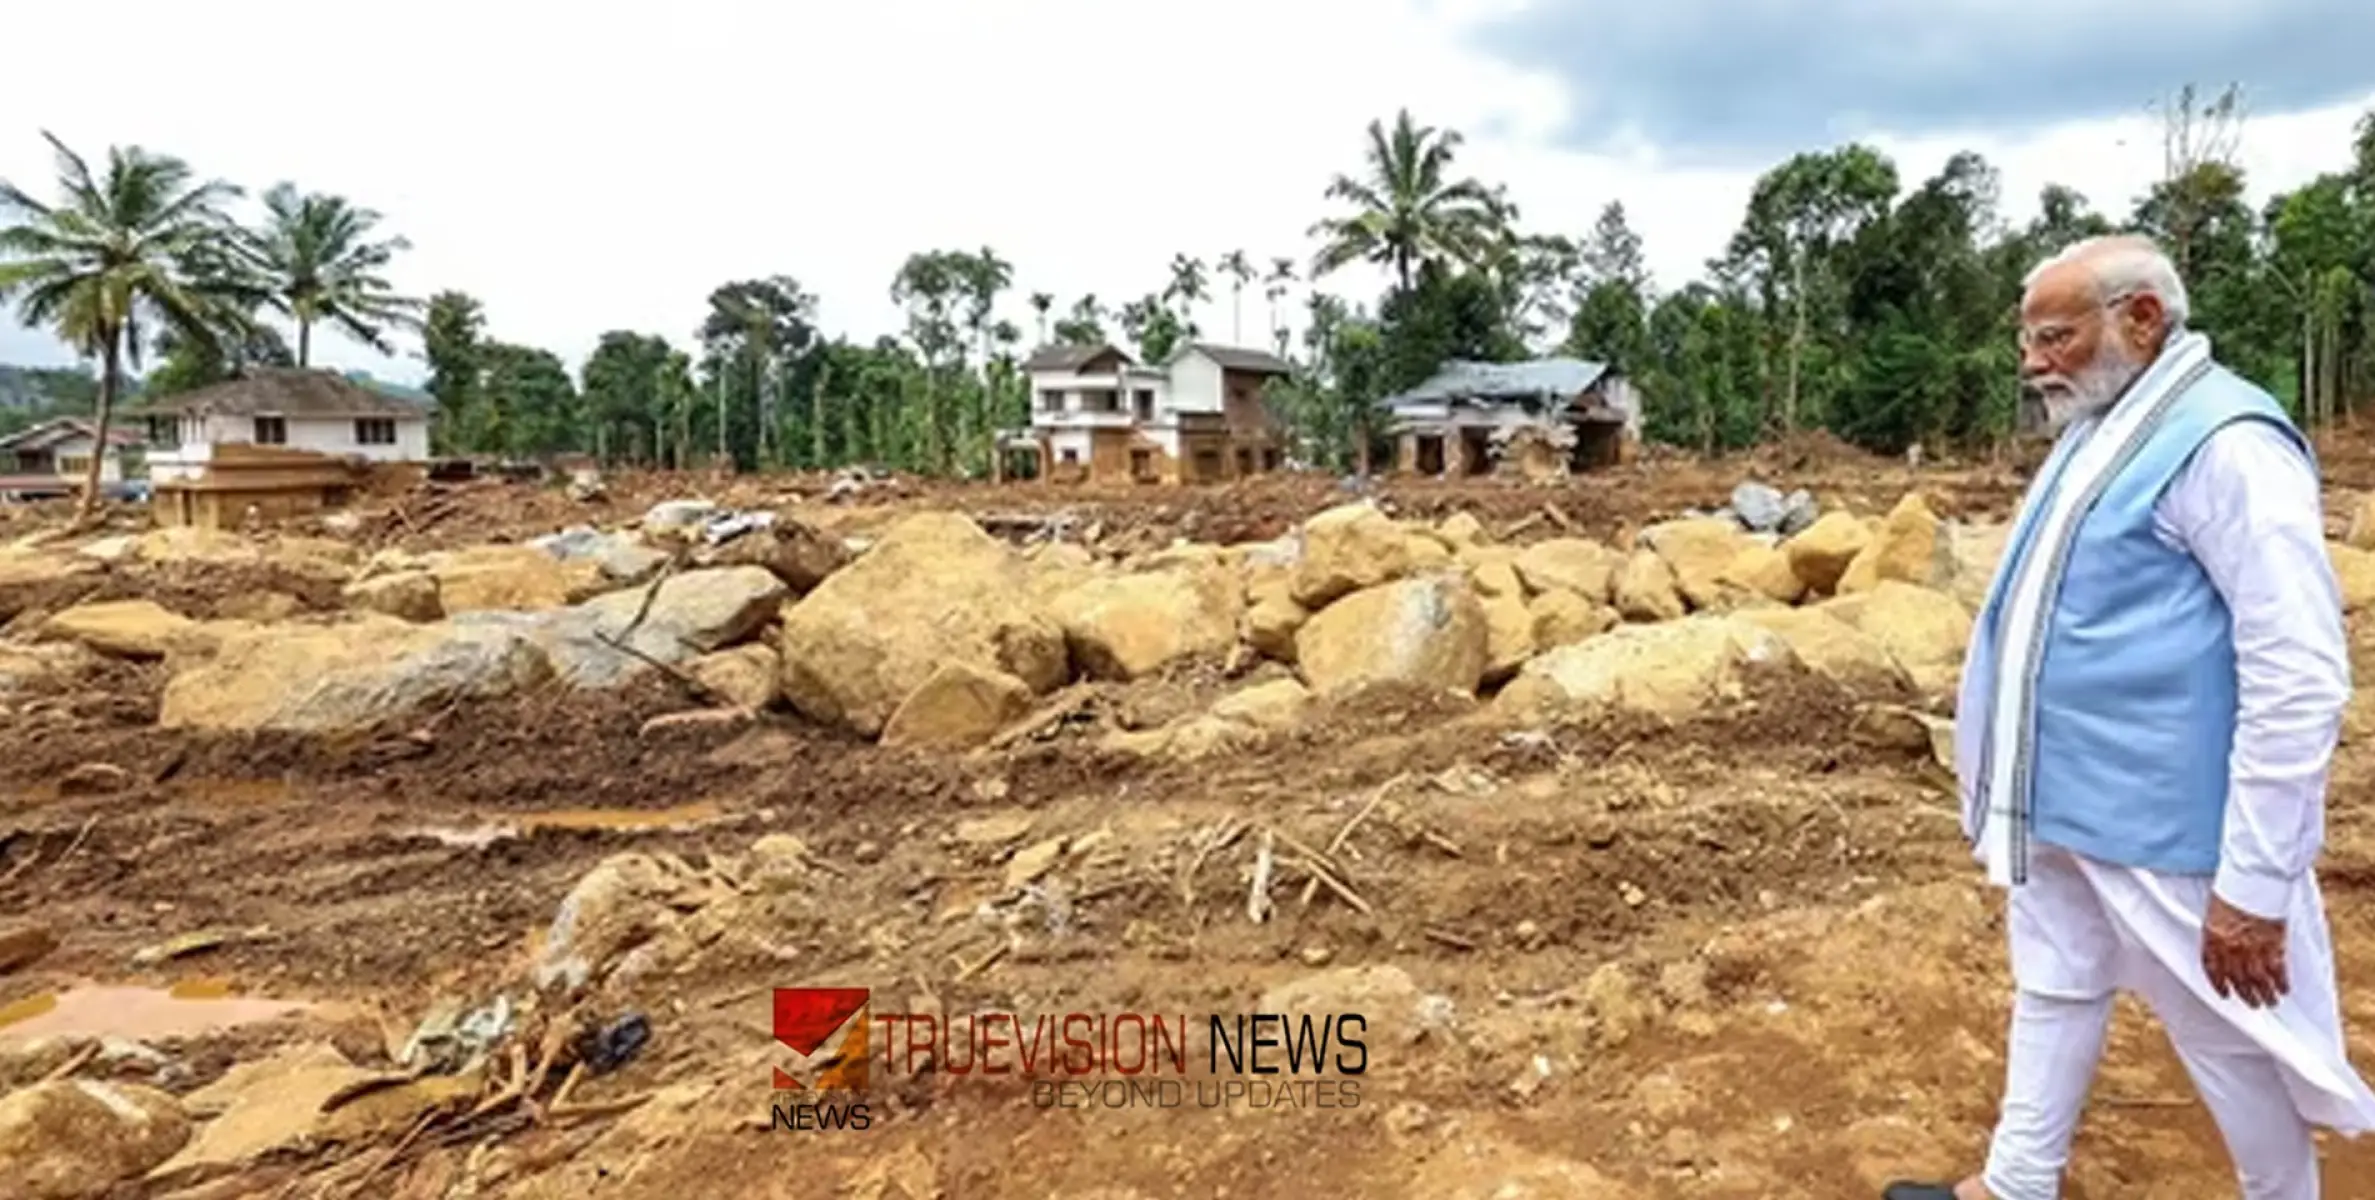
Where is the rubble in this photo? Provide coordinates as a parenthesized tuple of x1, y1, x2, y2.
(7, 451, 2347, 1198)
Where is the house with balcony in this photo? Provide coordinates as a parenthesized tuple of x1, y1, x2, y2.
(0, 418, 142, 501)
(997, 342, 1294, 484)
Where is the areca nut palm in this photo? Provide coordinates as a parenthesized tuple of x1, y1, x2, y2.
(0, 131, 246, 520)
(1309, 108, 1502, 293)
(246, 182, 423, 366)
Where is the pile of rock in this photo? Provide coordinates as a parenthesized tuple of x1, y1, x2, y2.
(53, 476, 2373, 752)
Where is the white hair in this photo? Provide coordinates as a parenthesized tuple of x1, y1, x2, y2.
(2022, 234, 2190, 330)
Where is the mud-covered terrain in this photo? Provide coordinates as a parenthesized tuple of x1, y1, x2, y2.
(8, 436, 2375, 1199)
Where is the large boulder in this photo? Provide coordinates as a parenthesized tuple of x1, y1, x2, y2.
(698, 520, 850, 594)
(1496, 615, 1797, 721)
(1049, 565, 1242, 680)
(1437, 512, 1488, 548)
(1732, 606, 1911, 696)
(1945, 522, 2011, 612)
(1477, 587, 1536, 684)
(1528, 589, 1619, 650)
(1717, 544, 1807, 605)
(880, 661, 1034, 749)
(1466, 558, 1524, 601)
(1613, 549, 1687, 623)
(39, 600, 197, 660)
(1783, 512, 1872, 596)
(342, 570, 443, 622)
(2347, 493, 2375, 551)
(1295, 574, 1489, 697)
(1102, 678, 1314, 762)
(1821, 581, 1971, 696)
(1839, 493, 1950, 594)
(453, 566, 787, 690)
(531, 526, 670, 585)
(0, 1079, 190, 1199)
(686, 643, 783, 710)
(0, 641, 98, 697)
(1290, 503, 1416, 608)
(157, 618, 555, 733)
(431, 544, 608, 615)
(778, 513, 1069, 737)
(1640, 518, 1757, 609)
(1512, 538, 1619, 604)
(2332, 543, 2375, 613)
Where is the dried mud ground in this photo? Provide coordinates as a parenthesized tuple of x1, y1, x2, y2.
(11, 435, 2375, 1198)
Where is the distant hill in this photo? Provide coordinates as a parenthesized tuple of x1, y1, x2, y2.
(0, 364, 97, 411)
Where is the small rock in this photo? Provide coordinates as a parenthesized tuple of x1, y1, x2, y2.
(954, 812, 1034, 845)
(1661, 1127, 1708, 1168)
(1513, 920, 1545, 951)
(1384, 1100, 1436, 1137)
(636, 708, 754, 738)
(1299, 946, 1334, 967)
(1005, 837, 1066, 889)
(57, 761, 132, 796)
(1729, 482, 1787, 533)
(0, 923, 58, 974)
(851, 841, 885, 865)
(1619, 882, 1648, 908)
(0, 1079, 191, 1198)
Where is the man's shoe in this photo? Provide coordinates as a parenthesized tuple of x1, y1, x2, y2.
(1880, 1184, 1959, 1200)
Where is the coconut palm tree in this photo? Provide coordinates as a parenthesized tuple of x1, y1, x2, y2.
(1309, 109, 1501, 293)
(244, 182, 422, 366)
(1028, 291, 1054, 346)
(1217, 250, 1253, 343)
(0, 132, 245, 520)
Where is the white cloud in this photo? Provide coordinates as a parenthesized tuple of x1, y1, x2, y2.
(3, 0, 2368, 385)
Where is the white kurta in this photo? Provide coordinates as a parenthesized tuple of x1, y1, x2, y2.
(1956, 415, 2375, 1144)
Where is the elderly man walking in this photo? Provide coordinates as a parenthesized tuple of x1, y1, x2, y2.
(1885, 234, 2375, 1200)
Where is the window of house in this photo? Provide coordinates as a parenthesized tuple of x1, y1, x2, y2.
(355, 418, 397, 445)
(1060, 448, 1080, 464)
(58, 455, 91, 475)
(1132, 389, 1154, 421)
(1038, 389, 1064, 412)
(253, 416, 287, 445)
(146, 416, 179, 447)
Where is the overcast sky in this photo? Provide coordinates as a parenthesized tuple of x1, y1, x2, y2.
(5, 0, 2372, 386)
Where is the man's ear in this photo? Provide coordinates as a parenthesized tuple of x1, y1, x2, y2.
(2122, 292, 2168, 349)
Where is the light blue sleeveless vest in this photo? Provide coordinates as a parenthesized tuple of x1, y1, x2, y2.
(1964, 363, 2312, 877)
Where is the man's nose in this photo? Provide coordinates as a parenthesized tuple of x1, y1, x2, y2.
(2019, 343, 2052, 378)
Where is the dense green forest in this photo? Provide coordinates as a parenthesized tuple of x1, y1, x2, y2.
(5, 83, 2374, 484)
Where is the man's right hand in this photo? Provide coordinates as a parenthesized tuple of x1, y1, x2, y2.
(2203, 893, 2290, 1009)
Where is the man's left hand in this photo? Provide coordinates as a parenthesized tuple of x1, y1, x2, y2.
(2203, 894, 2289, 1009)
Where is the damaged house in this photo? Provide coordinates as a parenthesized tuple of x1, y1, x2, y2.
(1381, 358, 1641, 479)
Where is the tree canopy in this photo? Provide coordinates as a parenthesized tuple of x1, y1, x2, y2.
(7, 82, 2375, 482)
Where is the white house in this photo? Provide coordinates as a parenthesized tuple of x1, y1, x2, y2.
(0, 417, 141, 500)
(133, 367, 432, 485)
(1000, 342, 1293, 484)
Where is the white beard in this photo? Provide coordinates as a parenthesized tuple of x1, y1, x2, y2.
(2030, 344, 2142, 435)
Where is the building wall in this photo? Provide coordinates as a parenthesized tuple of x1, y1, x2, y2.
(40, 435, 125, 483)
(184, 413, 429, 462)
(1164, 353, 1224, 414)
(1218, 369, 1279, 432)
